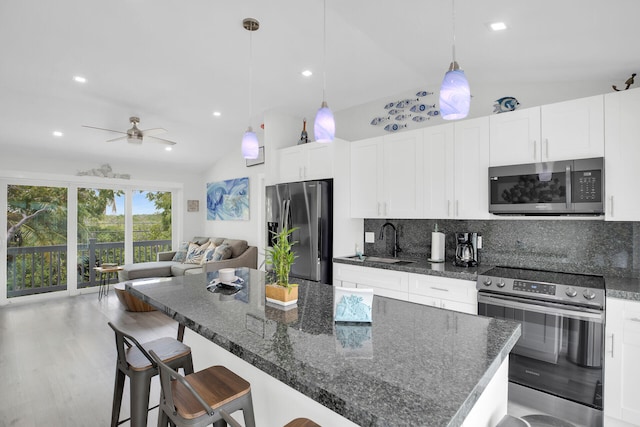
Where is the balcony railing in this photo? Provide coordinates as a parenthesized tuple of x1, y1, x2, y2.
(7, 238, 171, 298)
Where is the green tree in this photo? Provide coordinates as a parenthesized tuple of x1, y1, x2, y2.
(145, 191, 172, 240)
(7, 185, 68, 246)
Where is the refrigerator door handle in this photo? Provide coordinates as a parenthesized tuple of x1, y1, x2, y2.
(282, 199, 291, 230)
(317, 217, 322, 260)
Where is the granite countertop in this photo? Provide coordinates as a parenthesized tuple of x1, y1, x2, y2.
(127, 268, 521, 427)
(334, 256, 640, 301)
(605, 276, 640, 301)
(333, 255, 492, 281)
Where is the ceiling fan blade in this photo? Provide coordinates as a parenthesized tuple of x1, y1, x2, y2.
(82, 125, 127, 134)
(106, 136, 127, 143)
(147, 135, 177, 145)
(140, 127, 167, 137)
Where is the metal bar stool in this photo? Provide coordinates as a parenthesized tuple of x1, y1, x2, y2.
(150, 349, 256, 427)
(108, 322, 194, 427)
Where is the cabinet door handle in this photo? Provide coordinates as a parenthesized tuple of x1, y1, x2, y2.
(377, 202, 381, 216)
(430, 287, 449, 292)
(609, 196, 614, 217)
(609, 333, 615, 358)
(455, 200, 459, 217)
(630, 317, 640, 322)
(533, 140, 537, 161)
(447, 200, 451, 217)
(544, 139, 549, 160)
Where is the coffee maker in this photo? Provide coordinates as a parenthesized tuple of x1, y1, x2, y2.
(454, 232, 479, 267)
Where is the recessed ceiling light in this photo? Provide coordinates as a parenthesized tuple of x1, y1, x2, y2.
(301, 70, 313, 77)
(165, 146, 172, 151)
(489, 22, 508, 31)
(213, 111, 221, 117)
(52, 131, 63, 137)
(73, 75, 87, 83)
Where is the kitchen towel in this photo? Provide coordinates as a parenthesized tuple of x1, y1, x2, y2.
(430, 232, 445, 262)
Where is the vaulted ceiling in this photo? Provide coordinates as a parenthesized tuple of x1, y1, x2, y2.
(0, 0, 637, 174)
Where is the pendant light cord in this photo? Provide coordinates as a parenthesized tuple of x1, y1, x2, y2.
(451, 0, 456, 63)
(322, 0, 327, 103)
(248, 29, 253, 128)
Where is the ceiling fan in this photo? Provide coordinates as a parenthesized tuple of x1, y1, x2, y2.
(83, 116, 177, 146)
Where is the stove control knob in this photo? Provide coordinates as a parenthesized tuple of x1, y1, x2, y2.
(583, 289, 596, 300)
(483, 278, 492, 287)
(496, 280, 506, 288)
(565, 287, 577, 297)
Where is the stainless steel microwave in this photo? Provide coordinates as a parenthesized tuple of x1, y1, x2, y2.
(489, 157, 604, 215)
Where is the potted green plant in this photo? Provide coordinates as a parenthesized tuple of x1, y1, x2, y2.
(265, 227, 298, 306)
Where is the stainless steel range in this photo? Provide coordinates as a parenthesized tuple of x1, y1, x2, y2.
(477, 267, 605, 427)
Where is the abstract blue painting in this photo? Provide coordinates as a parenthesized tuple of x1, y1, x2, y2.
(206, 177, 249, 220)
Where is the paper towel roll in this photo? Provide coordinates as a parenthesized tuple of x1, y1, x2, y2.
(430, 232, 445, 262)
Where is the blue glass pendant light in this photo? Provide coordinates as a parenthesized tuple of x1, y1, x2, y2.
(242, 18, 260, 159)
(241, 126, 259, 159)
(314, 0, 335, 143)
(439, 0, 470, 120)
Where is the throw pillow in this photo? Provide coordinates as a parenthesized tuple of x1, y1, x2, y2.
(200, 244, 218, 265)
(184, 241, 210, 264)
(212, 243, 233, 261)
(171, 241, 190, 262)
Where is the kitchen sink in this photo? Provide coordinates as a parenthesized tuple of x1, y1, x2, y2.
(344, 256, 415, 265)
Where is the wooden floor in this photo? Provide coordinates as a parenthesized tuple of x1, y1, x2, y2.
(0, 291, 180, 427)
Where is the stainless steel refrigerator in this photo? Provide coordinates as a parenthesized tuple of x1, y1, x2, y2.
(265, 180, 332, 284)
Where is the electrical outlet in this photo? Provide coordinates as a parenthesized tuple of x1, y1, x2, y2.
(365, 232, 375, 243)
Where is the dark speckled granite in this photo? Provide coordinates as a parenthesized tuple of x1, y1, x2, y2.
(606, 277, 640, 301)
(126, 268, 521, 427)
(333, 256, 489, 281)
(364, 219, 640, 278)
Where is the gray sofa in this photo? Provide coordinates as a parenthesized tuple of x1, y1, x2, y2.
(118, 237, 258, 281)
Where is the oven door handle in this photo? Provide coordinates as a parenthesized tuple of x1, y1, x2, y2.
(478, 293, 604, 323)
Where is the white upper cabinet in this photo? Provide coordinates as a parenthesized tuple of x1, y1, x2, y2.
(350, 131, 422, 218)
(540, 94, 604, 161)
(421, 118, 489, 219)
(382, 131, 423, 218)
(605, 87, 640, 221)
(350, 136, 384, 218)
(489, 95, 604, 166)
(278, 141, 334, 183)
(454, 117, 491, 219)
(489, 107, 541, 165)
(422, 124, 454, 218)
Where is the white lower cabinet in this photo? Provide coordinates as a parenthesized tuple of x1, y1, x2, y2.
(408, 273, 477, 315)
(333, 263, 409, 301)
(333, 263, 478, 314)
(605, 298, 640, 426)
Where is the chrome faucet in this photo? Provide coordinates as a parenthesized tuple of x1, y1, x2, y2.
(379, 222, 401, 258)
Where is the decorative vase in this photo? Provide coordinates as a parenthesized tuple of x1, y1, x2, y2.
(265, 283, 298, 307)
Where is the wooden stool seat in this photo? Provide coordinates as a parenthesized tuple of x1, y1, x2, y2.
(172, 365, 251, 420)
(151, 350, 256, 427)
(284, 418, 321, 427)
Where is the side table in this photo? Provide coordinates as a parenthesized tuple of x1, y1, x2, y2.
(94, 266, 123, 301)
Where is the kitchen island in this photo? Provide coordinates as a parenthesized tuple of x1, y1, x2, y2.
(126, 268, 521, 426)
